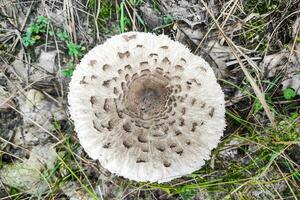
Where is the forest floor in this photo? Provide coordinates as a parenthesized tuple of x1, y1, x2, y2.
(0, 0, 300, 199)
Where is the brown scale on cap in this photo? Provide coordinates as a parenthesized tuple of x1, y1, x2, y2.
(149, 53, 158, 57)
(80, 76, 87, 84)
(162, 57, 171, 65)
(113, 87, 119, 95)
(163, 161, 171, 167)
(117, 69, 123, 74)
(123, 141, 131, 149)
(91, 75, 97, 80)
(136, 158, 147, 163)
(181, 107, 186, 115)
(140, 61, 149, 67)
(209, 107, 215, 118)
(103, 99, 110, 112)
(118, 51, 130, 59)
(137, 134, 148, 143)
(89, 60, 97, 66)
(102, 80, 111, 87)
(175, 130, 182, 136)
(191, 98, 197, 106)
(123, 34, 136, 41)
(175, 149, 183, 156)
(156, 146, 165, 152)
(175, 65, 184, 71)
(190, 78, 201, 86)
(179, 118, 185, 126)
(191, 122, 198, 132)
(124, 64, 132, 71)
(103, 64, 111, 71)
(199, 66, 207, 72)
(90, 96, 96, 105)
(102, 142, 111, 149)
(180, 58, 186, 63)
(123, 122, 131, 132)
(101, 120, 113, 131)
(93, 121, 102, 132)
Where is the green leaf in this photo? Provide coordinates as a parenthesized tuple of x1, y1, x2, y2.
(62, 68, 74, 77)
(254, 99, 263, 113)
(52, 121, 61, 131)
(49, 31, 55, 36)
(10, 187, 20, 196)
(22, 36, 35, 46)
(283, 88, 297, 100)
(28, 23, 40, 34)
(56, 31, 70, 42)
(62, 63, 74, 77)
(290, 112, 299, 119)
(32, 35, 41, 40)
(119, 1, 126, 33)
(36, 16, 48, 25)
(67, 42, 83, 57)
(163, 15, 174, 24)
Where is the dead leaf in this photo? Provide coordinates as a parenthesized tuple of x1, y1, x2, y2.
(140, 2, 162, 29)
(0, 144, 57, 195)
(36, 50, 57, 74)
(160, 0, 209, 28)
(18, 89, 65, 130)
(262, 17, 300, 96)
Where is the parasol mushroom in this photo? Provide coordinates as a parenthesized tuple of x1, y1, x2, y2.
(68, 32, 225, 183)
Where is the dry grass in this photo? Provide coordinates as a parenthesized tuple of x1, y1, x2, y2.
(0, 0, 300, 199)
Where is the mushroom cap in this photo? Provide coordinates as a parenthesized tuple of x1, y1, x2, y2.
(68, 32, 225, 183)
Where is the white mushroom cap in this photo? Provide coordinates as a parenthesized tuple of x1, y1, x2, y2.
(68, 32, 225, 183)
